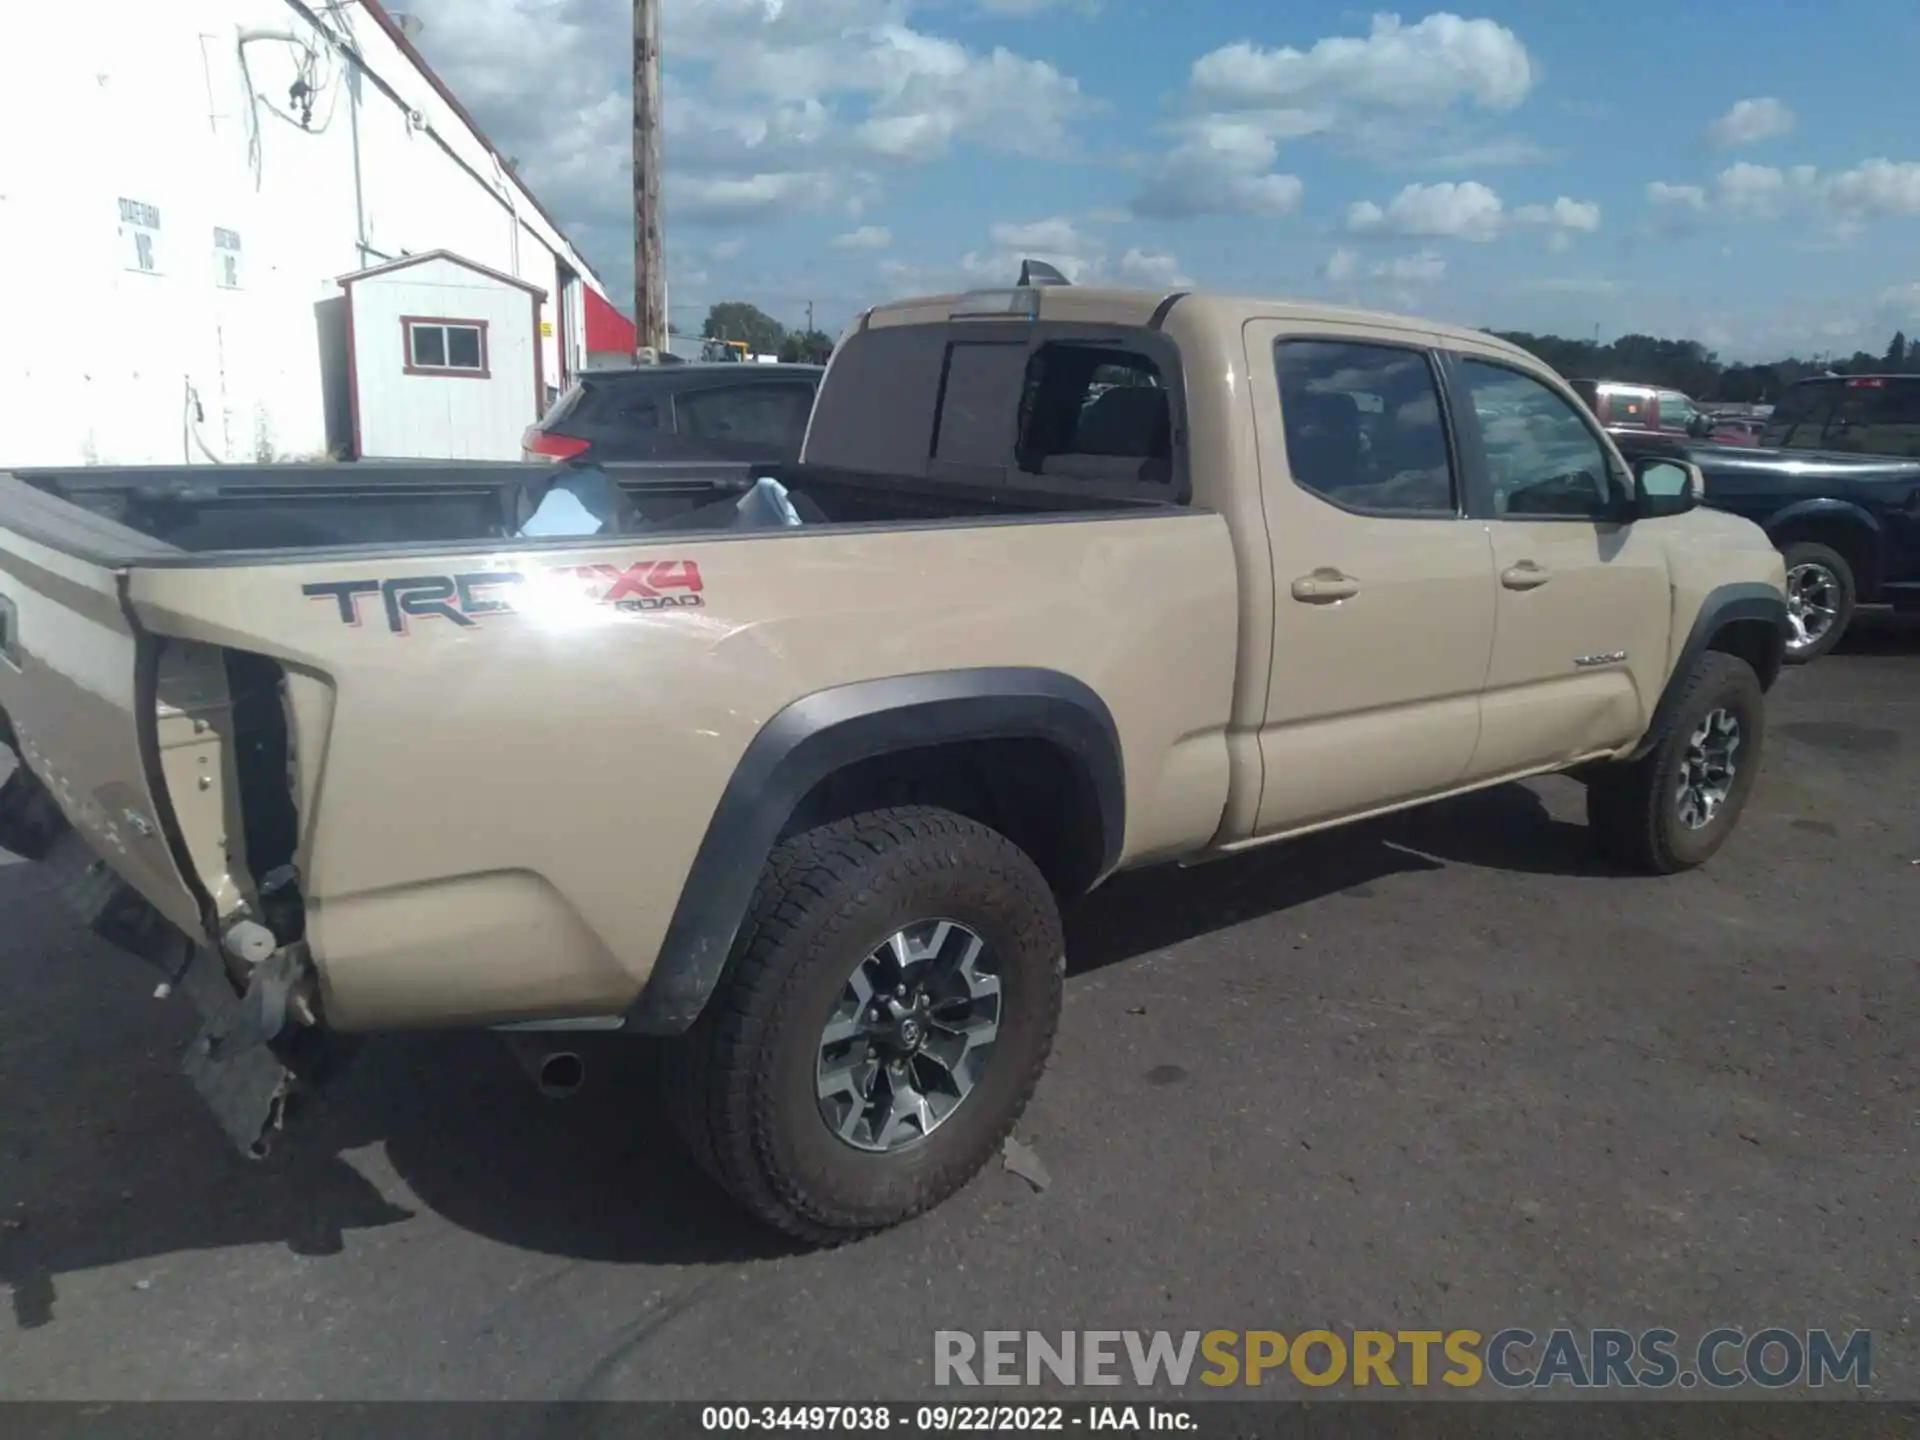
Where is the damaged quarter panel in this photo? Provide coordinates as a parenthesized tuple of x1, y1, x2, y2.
(125, 512, 1239, 1031)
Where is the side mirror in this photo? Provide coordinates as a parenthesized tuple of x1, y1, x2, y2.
(1633, 456, 1703, 519)
(1685, 413, 1714, 438)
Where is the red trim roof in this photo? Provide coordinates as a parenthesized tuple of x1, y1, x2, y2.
(584, 286, 637, 352)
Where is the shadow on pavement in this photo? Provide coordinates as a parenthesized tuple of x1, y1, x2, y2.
(0, 779, 1615, 1321)
(1835, 607, 1920, 655)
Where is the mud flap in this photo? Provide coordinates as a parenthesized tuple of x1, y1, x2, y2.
(178, 949, 303, 1159)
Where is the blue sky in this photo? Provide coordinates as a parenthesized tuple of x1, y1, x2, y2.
(412, 0, 1920, 360)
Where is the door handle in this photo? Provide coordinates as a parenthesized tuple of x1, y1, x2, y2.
(1500, 562, 1552, 591)
(1291, 569, 1360, 603)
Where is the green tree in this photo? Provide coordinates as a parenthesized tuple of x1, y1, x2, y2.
(778, 328, 836, 365)
(1885, 330, 1908, 371)
(702, 302, 786, 355)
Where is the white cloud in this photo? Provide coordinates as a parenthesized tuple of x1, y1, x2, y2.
(1347, 180, 1506, 240)
(961, 216, 1101, 283)
(404, 0, 1091, 299)
(1324, 246, 1444, 285)
(1117, 248, 1194, 287)
(1345, 181, 1600, 248)
(1646, 158, 1920, 236)
(948, 219, 1189, 290)
(1647, 181, 1708, 210)
(1189, 13, 1533, 113)
(1706, 97, 1796, 150)
(831, 225, 894, 250)
(1134, 11, 1535, 219)
(1375, 249, 1448, 282)
(1133, 118, 1306, 218)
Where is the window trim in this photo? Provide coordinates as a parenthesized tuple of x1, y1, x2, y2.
(401, 316, 491, 378)
(1273, 334, 1467, 521)
(1442, 350, 1634, 525)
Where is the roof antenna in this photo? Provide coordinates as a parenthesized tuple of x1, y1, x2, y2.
(1018, 259, 1070, 288)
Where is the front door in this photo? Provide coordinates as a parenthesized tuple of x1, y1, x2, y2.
(1245, 324, 1498, 833)
(1446, 353, 1673, 777)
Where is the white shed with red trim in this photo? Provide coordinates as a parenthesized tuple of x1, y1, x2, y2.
(340, 250, 545, 461)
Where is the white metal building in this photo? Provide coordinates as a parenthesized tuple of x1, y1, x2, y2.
(0, 0, 610, 468)
(337, 251, 545, 460)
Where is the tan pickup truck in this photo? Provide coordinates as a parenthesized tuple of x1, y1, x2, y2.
(0, 272, 1788, 1241)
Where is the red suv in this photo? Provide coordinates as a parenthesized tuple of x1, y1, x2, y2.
(1569, 380, 1759, 445)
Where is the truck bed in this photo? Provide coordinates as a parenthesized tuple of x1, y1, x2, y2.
(5, 459, 1156, 566)
(0, 456, 1237, 1035)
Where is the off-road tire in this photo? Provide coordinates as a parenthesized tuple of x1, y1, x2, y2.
(1780, 540, 1856, 664)
(663, 805, 1065, 1244)
(1586, 652, 1765, 874)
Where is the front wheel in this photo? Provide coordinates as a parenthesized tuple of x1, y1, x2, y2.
(664, 805, 1065, 1243)
(1587, 652, 1765, 874)
(1780, 541, 1856, 663)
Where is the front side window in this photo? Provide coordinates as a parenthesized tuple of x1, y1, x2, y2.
(1656, 390, 1701, 433)
(1275, 340, 1456, 515)
(1460, 360, 1628, 520)
(404, 319, 488, 376)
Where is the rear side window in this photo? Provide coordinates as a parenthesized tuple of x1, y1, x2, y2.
(802, 325, 947, 475)
(932, 341, 1027, 467)
(675, 382, 815, 446)
(1821, 378, 1920, 456)
(1603, 389, 1651, 427)
(1016, 344, 1171, 487)
(1761, 381, 1837, 447)
(562, 379, 664, 432)
(1275, 340, 1456, 515)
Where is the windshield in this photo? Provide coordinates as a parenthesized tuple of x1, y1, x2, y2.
(1761, 380, 1840, 448)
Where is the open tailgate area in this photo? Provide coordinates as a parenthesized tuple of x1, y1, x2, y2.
(0, 521, 211, 948)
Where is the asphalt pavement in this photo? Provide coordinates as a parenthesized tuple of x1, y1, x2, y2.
(1, 619, 1914, 1401)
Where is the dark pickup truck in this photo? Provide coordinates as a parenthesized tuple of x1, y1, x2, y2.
(1612, 430, 1920, 660)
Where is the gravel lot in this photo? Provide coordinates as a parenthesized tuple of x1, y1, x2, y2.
(1, 618, 1914, 1401)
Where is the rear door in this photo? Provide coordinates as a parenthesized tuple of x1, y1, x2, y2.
(1245, 323, 1499, 832)
(0, 499, 211, 940)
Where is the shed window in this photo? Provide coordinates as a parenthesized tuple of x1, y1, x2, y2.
(404, 318, 489, 377)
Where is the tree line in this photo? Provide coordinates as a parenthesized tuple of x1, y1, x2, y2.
(699, 301, 834, 365)
(1487, 328, 1919, 404)
(700, 295, 1919, 402)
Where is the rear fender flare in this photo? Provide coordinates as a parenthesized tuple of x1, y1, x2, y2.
(1627, 582, 1789, 762)
(626, 667, 1125, 1033)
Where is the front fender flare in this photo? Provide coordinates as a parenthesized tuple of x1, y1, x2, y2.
(1627, 582, 1789, 762)
(626, 667, 1125, 1034)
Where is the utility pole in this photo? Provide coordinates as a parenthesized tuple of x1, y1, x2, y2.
(806, 301, 815, 335)
(632, 0, 665, 359)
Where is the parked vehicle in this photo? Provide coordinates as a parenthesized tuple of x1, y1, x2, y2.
(1570, 380, 1758, 445)
(0, 274, 1788, 1241)
(523, 362, 822, 465)
(1612, 429, 1920, 660)
(1759, 374, 1920, 457)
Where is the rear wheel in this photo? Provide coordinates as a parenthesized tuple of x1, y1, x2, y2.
(664, 805, 1064, 1243)
(1780, 541, 1856, 662)
(1587, 652, 1765, 874)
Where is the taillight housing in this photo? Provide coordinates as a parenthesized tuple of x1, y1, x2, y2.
(522, 430, 590, 461)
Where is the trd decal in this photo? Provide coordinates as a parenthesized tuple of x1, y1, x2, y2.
(303, 560, 705, 634)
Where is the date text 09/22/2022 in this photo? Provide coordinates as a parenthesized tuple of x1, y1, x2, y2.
(701, 1406, 1190, 1432)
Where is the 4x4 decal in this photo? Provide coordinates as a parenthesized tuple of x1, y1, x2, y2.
(303, 560, 705, 635)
